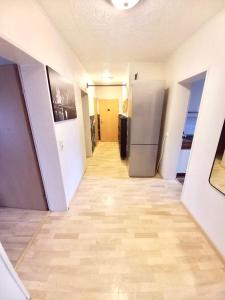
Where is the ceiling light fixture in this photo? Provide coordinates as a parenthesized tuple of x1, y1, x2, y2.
(111, 0, 140, 10)
(101, 70, 113, 82)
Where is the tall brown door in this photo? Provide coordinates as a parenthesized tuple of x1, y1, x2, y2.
(0, 64, 48, 210)
(99, 99, 119, 142)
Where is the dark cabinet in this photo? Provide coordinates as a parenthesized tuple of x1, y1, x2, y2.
(118, 114, 128, 160)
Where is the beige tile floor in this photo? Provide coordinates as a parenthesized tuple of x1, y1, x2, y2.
(16, 142, 225, 300)
(0, 208, 48, 266)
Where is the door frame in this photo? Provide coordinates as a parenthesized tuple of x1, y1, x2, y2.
(81, 90, 92, 158)
(173, 72, 207, 188)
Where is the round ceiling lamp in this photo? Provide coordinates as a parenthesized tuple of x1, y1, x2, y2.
(111, 0, 141, 10)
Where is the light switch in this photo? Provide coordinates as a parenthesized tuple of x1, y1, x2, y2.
(59, 140, 64, 151)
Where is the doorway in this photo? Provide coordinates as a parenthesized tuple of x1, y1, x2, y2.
(176, 74, 206, 184)
(99, 99, 119, 142)
(81, 90, 92, 158)
(0, 64, 48, 210)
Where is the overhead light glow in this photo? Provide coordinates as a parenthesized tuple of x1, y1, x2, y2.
(101, 70, 113, 82)
(111, 0, 140, 10)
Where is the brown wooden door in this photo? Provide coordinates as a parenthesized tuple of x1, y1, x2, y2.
(99, 99, 119, 142)
(0, 65, 48, 210)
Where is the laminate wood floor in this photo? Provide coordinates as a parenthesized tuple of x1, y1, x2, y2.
(0, 208, 47, 266)
(16, 142, 225, 299)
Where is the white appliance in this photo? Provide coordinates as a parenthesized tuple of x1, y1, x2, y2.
(128, 80, 165, 177)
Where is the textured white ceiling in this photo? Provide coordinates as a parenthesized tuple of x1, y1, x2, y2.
(37, 0, 225, 82)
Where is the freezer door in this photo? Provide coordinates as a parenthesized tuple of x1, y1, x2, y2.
(130, 81, 164, 145)
(129, 145, 158, 177)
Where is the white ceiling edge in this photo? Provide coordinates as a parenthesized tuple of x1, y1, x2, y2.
(36, 0, 225, 84)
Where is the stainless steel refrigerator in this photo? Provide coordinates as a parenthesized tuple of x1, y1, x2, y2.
(128, 80, 165, 177)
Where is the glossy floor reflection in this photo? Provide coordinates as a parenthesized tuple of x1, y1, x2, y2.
(17, 142, 225, 300)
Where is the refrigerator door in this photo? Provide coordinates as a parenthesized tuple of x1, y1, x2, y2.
(129, 145, 158, 177)
(130, 81, 164, 145)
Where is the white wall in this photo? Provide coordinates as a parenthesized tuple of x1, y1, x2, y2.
(54, 110, 86, 206)
(95, 86, 122, 100)
(183, 79, 205, 135)
(0, 0, 88, 87)
(95, 86, 127, 115)
(0, 243, 30, 300)
(89, 63, 164, 116)
(20, 64, 68, 211)
(161, 9, 225, 257)
(88, 84, 95, 116)
(82, 93, 92, 158)
(0, 0, 91, 208)
(129, 62, 165, 82)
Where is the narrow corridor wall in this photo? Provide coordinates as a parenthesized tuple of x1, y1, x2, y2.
(0, 0, 91, 208)
(161, 9, 225, 257)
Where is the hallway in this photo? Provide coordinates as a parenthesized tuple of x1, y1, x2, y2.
(16, 143, 225, 300)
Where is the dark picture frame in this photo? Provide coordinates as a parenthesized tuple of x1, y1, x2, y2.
(46, 66, 77, 122)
